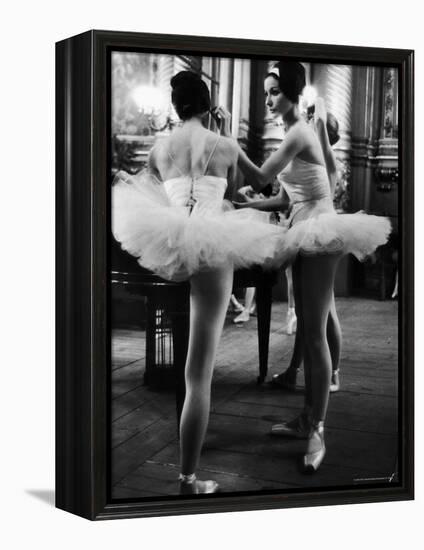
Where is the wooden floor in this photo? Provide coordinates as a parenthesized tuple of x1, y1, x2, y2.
(111, 298, 399, 499)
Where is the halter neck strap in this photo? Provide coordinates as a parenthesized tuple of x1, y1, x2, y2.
(166, 150, 185, 177)
(202, 135, 220, 176)
(166, 135, 221, 178)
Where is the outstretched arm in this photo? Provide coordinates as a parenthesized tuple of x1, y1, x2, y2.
(236, 133, 302, 192)
(213, 106, 303, 192)
(234, 186, 285, 211)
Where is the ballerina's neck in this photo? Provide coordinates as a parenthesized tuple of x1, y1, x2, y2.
(283, 106, 301, 129)
(180, 117, 205, 130)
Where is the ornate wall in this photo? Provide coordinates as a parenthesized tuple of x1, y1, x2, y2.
(111, 53, 223, 176)
(313, 63, 399, 297)
(255, 61, 399, 297)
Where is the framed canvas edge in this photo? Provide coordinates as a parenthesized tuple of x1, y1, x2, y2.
(55, 29, 414, 521)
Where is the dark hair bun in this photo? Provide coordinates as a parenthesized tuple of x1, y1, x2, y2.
(272, 61, 306, 103)
(326, 112, 340, 146)
(170, 70, 200, 89)
(306, 106, 340, 146)
(170, 70, 211, 121)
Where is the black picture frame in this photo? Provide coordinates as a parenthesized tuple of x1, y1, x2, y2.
(56, 29, 414, 520)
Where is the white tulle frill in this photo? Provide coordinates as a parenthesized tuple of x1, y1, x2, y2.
(285, 210, 392, 261)
(112, 172, 288, 282)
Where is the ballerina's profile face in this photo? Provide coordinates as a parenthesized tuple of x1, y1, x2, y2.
(264, 75, 292, 118)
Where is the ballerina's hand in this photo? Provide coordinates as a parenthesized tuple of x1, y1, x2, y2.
(236, 187, 255, 202)
(314, 97, 327, 124)
(211, 106, 232, 137)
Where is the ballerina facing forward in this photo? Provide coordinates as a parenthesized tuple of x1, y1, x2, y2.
(216, 60, 391, 472)
(265, 105, 343, 394)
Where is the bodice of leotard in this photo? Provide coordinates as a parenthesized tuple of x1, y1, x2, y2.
(278, 157, 331, 204)
(163, 176, 227, 213)
(162, 134, 228, 214)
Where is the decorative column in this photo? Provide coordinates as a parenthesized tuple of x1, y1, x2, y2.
(311, 63, 353, 212)
(261, 60, 285, 160)
(218, 58, 234, 111)
(201, 55, 220, 128)
(223, 58, 251, 194)
(349, 65, 383, 212)
(233, 59, 251, 146)
(375, 68, 399, 198)
(351, 66, 398, 298)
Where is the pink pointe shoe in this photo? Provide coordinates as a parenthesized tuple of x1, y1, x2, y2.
(179, 473, 219, 495)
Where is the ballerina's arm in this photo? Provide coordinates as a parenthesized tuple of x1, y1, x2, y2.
(314, 98, 337, 195)
(234, 186, 285, 211)
(213, 106, 303, 192)
(237, 132, 303, 192)
(227, 139, 239, 196)
(147, 146, 164, 182)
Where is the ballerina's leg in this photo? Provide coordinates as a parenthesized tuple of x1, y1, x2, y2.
(294, 254, 340, 471)
(300, 254, 340, 422)
(327, 293, 342, 391)
(287, 262, 304, 379)
(271, 264, 303, 390)
(179, 265, 233, 479)
(275, 270, 341, 392)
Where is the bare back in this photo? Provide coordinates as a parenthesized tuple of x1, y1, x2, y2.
(149, 126, 238, 189)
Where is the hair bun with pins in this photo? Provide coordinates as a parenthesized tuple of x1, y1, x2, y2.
(326, 112, 340, 146)
(170, 71, 211, 121)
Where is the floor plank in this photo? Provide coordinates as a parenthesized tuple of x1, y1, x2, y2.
(110, 298, 399, 498)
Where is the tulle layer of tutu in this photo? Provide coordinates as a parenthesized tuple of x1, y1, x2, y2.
(112, 176, 288, 282)
(284, 211, 392, 261)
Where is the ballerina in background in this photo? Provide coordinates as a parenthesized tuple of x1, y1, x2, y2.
(216, 61, 391, 472)
(272, 104, 342, 393)
(231, 183, 274, 324)
(112, 71, 288, 493)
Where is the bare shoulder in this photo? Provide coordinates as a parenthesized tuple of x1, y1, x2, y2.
(216, 135, 238, 161)
(288, 120, 310, 141)
(150, 138, 170, 162)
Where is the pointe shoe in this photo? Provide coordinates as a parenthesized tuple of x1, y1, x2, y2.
(330, 369, 340, 393)
(179, 474, 219, 495)
(271, 409, 311, 438)
(234, 309, 250, 323)
(303, 422, 326, 473)
(286, 308, 297, 335)
(229, 295, 244, 313)
(271, 368, 299, 391)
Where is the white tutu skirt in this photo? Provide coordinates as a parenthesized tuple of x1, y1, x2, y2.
(112, 174, 288, 282)
(284, 198, 391, 261)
